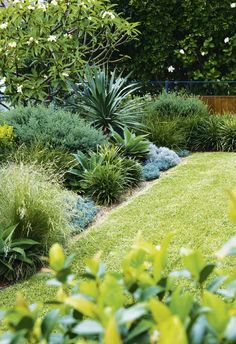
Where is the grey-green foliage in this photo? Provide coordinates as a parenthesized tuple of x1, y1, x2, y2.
(1, 105, 106, 152)
(0, 163, 74, 252)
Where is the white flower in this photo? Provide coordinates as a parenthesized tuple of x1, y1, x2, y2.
(51, 0, 58, 5)
(102, 11, 116, 19)
(17, 85, 23, 93)
(201, 51, 207, 56)
(179, 49, 185, 54)
(62, 72, 69, 77)
(27, 5, 35, 10)
(26, 37, 34, 45)
(0, 22, 8, 30)
(168, 65, 175, 73)
(155, 245, 161, 251)
(0, 77, 6, 86)
(64, 33, 72, 39)
(47, 35, 57, 42)
(8, 41, 17, 48)
(231, 2, 236, 8)
(224, 37, 230, 43)
(37, 3, 47, 11)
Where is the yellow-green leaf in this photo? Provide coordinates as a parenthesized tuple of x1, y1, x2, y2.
(104, 318, 122, 344)
(49, 243, 65, 271)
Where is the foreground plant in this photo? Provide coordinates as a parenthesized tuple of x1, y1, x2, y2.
(2, 194, 236, 342)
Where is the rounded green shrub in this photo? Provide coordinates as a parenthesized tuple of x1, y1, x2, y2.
(187, 115, 224, 151)
(81, 164, 125, 206)
(0, 163, 73, 252)
(2, 105, 106, 152)
(152, 92, 208, 118)
(121, 158, 144, 188)
(145, 115, 187, 150)
(219, 116, 236, 152)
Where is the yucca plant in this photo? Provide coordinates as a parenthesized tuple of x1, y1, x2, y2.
(74, 66, 143, 134)
(0, 224, 42, 282)
(111, 127, 150, 160)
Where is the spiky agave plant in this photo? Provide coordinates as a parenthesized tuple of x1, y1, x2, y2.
(75, 66, 143, 134)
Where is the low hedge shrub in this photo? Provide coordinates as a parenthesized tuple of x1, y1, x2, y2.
(151, 91, 209, 118)
(1, 105, 106, 152)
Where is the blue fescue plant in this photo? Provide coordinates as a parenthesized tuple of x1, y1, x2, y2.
(142, 161, 160, 181)
(147, 144, 181, 171)
(70, 197, 98, 234)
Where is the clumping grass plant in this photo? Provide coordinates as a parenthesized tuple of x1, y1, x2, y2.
(0, 163, 73, 253)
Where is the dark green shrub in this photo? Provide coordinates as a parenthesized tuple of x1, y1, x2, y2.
(2, 105, 106, 152)
(219, 116, 236, 152)
(187, 115, 224, 151)
(144, 114, 188, 150)
(152, 92, 208, 117)
(0, 164, 73, 253)
(73, 66, 143, 134)
(81, 164, 125, 205)
(69, 145, 143, 204)
(121, 157, 143, 188)
(111, 127, 150, 160)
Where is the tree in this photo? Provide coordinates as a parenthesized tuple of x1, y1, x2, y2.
(0, 0, 138, 106)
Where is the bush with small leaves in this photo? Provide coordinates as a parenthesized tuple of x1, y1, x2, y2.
(142, 161, 160, 181)
(69, 197, 98, 234)
(147, 144, 181, 171)
(2, 105, 106, 152)
(152, 91, 209, 118)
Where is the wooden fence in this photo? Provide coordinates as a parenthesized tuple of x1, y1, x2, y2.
(201, 96, 236, 114)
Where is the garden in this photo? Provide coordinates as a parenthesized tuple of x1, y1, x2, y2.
(0, 0, 236, 343)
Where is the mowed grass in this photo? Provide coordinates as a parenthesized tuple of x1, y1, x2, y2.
(1, 152, 236, 310)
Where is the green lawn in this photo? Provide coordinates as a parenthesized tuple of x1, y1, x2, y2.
(1, 152, 236, 310)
